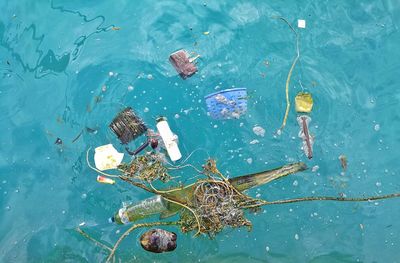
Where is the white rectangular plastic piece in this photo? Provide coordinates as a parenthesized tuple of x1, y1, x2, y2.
(298, 19, 306, 28)
(156, 119, 182, 162)
(94, 144, 124, 171)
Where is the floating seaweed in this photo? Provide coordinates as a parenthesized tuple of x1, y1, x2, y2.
(118, 152, 170, 182)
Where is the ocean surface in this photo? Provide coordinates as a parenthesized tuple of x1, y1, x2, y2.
(1, 0, 400, 262)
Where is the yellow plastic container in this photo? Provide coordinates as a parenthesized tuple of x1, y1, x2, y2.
(295, 92, 313, 113)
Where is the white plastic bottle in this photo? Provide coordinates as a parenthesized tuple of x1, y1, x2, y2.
(156, 117, 182, 161)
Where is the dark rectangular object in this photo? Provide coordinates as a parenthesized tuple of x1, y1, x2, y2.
(169, 49, 197, 79)
(109, 107, 147, 144)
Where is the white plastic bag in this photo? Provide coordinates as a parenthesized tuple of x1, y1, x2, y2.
(94, 144, 124, 171)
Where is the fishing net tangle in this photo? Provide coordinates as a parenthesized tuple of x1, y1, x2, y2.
(191, 181, 252, 236)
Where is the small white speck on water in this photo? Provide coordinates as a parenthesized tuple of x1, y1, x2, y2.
(108, 71, 114, 76)
(312, 165, 319, 172)
(247, 158, 253, 164)
(144, 107, 149, 113)
(293, 180, 298, 187)
(265, 246, 270, 252)
(294, 234, 299, 240)
(250, 139, 259, 145)
(127, 85, 134, 91)
(174, 114, 180, 119)
(374, 124, 380, 131)
(147, 74, 153, 80)
(376, 182, 382, 187)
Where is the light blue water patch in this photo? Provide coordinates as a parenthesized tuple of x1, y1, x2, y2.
(1, 0, 400, 262)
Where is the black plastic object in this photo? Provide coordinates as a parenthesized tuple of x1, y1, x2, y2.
(109, 107, 147, 144)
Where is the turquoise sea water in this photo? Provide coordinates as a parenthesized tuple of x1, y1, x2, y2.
(2, 1, 400, 262)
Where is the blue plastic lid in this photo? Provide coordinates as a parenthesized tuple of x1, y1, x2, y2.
(204, 88, 247, 120)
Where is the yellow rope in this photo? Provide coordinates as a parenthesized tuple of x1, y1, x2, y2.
(275, 17, 300, 131)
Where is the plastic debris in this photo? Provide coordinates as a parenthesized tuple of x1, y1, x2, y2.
(295, 92, 313, 113)
(112, 195, 168, 224)
(156, 117, 182, 161)
(297, 115, 313, 159)
(169, 49, 199, 79)
(109, 107, 147, 144)
(140, 228, 177, 253)
(205, 88, 247, 119)
(252, 126, 265, 137)
(55, 138, 63, 145)
(97, 175, 116, 185)
(203, 31, 210, 35)
(94, 144, 124, 171)
(298, 19, 306, 28)
(339, 155, 347, 170)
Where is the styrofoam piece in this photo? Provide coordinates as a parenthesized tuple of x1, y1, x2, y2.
(298, 19, 306, 28)
(94, 144, 124, 171)
(156, 118, 182, 161)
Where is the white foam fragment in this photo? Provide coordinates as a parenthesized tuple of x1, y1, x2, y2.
(94, 144, 124, 171)
(253, 126, 265, 137)
(298, 19, 306, 28)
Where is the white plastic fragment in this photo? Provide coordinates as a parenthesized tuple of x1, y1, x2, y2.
(298, 19, 306, 28)
(156, 117, 182, 162)
(253, 126, 265, 137)
(94, 144, 124, 171)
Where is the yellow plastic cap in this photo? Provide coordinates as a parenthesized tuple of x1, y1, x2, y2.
(295, 92, 313, 113)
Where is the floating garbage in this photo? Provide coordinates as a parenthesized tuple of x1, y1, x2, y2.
(295, 92, 313, 113)
(111, 195, 168, 225)
(109, 107, 147, 144)
(169, 49, 199, 79)
(297, 115, 313, 159)
(156, 117, 181, 162)
(205, 88, 247, 119)
(55, 138, 63, 145)
(140, 228, 177, 253)
(97, 175, 115, 185)
(339, 155, 347, 171)
(253, 126, 265, 137)
(298, 19, 306, 29)
(94, 144, 124, 171)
